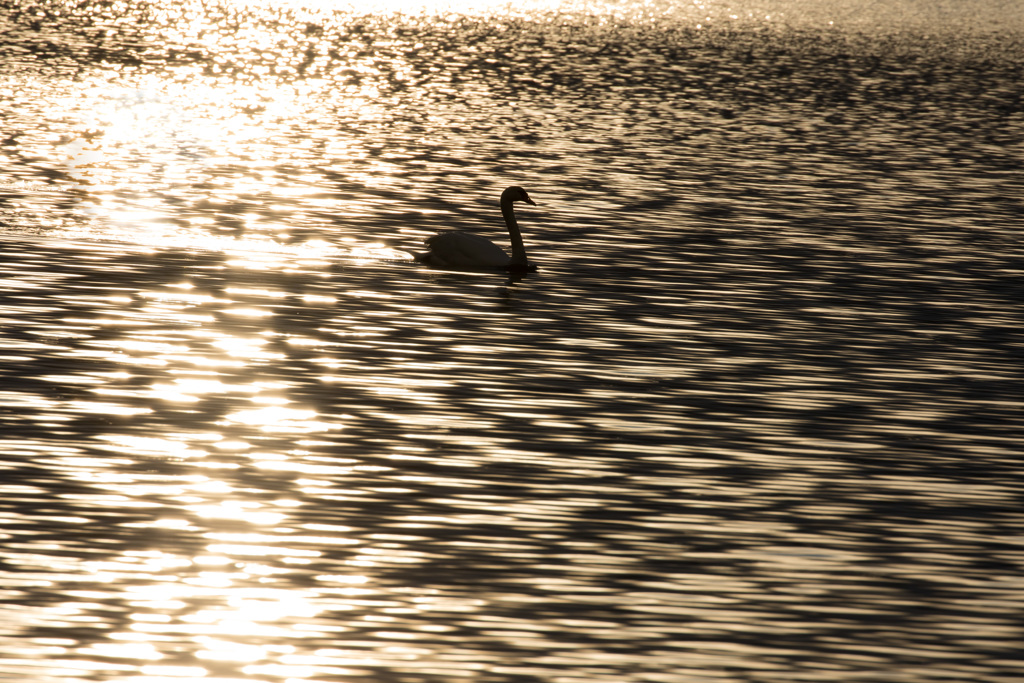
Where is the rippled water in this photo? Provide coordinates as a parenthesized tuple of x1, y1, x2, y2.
(2, 0, 1024, 681)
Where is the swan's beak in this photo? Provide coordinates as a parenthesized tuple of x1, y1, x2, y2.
(523, 194, 537, 206)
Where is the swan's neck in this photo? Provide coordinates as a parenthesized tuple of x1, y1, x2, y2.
(500, 197, 528, 267)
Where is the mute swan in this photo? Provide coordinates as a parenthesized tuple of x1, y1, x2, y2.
(415, 186, 537, 270)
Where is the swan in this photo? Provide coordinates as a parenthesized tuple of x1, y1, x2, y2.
(415, 186, 537, 270)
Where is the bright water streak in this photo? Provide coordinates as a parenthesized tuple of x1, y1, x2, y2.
(1, 0, 1024, 682)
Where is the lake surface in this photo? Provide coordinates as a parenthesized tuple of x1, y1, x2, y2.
(2, 0, 1023, 681)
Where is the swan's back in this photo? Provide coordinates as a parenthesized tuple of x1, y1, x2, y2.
(423, 231, 511, 268)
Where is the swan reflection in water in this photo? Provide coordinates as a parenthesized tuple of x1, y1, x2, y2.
(415, 186, 538, 271)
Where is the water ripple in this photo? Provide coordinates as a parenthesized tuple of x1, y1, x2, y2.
(2, 0, 1024, 681)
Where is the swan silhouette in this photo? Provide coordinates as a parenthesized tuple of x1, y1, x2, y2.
(415, 186, 537, 270)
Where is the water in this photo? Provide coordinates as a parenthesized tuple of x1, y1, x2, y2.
(2, 0, 1024, 681)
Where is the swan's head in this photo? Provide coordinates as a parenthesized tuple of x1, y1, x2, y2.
(503, 186, 536, 206)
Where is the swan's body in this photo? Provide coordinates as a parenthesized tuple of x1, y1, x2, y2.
(421, 231, 513, 267)
(416, 186, 536, 270)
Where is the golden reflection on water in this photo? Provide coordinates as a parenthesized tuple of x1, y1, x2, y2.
(0, 234, 462, 682)
(3, 0, 1024, 680)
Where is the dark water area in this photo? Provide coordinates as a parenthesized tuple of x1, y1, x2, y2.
(2, 0, 1024, 681)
